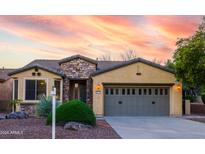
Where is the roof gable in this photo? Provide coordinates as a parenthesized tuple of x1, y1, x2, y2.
(8, 64, 64, 77)
(59, 54, 97, 65)
(92, 58, 175, 76)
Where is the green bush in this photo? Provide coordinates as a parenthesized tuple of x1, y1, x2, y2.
(46, 99, 96, 126)
(36, 95, 59, 117)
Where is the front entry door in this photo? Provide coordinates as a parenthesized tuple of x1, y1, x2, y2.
(79, 84, 86, 102)
(71, 82, 87, 103)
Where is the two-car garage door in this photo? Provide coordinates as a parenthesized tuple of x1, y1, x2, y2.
(104, 86, 170, 116)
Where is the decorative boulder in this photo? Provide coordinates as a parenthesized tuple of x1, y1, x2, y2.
(64, 122, 93, 131)
(6, 112, 29, 119)
(0, 115, 5, 120)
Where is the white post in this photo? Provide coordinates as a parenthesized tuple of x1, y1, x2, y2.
(51, 87, 56, 139)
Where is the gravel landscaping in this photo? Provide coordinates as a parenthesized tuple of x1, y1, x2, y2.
(0, 117, 121, 139)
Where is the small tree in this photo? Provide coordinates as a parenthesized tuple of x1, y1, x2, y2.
(98, 54, 112, 61)
(9, 99, 22, 112)
(121, 49, 137, 61)
(164, 59, 175, 70)
(173, 16, 205, 95)
(152, 58, 162, 65)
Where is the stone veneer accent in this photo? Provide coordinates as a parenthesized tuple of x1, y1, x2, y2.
(60, 58, 96, 102)
(86, 79, 93, 107)
(63, 77, 70, 101)
(60, 58, 96, 79)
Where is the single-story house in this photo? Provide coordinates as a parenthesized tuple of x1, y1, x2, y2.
(7, 54, 182, 116)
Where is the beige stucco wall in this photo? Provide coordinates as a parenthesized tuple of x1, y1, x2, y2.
(170, 83, 182, 116)
(10, 68, 63, 105)
(92, 62, 182, 116)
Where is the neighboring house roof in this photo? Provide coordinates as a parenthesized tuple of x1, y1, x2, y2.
(59, 54, 97, 65)
(0, 68, 16, 82)
(92, 58, 175, 76)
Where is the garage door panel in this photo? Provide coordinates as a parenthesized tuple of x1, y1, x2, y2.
(159, 96, 169, 115)
(135, 96, 143, 116)
(126, 96, 136, 116)
(104, 87, 170, 116)
(143, 96, 154, 116)
(105, 96, 120, 116)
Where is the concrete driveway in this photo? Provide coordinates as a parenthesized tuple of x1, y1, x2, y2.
(105, 117, 205, 139)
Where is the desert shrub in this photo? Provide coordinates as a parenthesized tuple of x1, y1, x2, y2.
(47, 99, 96, 126)
(36, 95, 59, 117)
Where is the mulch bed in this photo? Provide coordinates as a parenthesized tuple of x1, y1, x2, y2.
(0, 117, 121, 139)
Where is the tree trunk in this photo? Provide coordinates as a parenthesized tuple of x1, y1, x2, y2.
(196, 95, 204, 104)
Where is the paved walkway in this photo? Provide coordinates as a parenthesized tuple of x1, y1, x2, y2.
(105, 117, 205, 139)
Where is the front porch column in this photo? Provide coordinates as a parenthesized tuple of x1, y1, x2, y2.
(86, 79, 92, 107)
(63, 77, 70, 101)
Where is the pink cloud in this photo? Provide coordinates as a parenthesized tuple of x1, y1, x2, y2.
(0, 15, 202, 68)
(146, 16, 201, 40)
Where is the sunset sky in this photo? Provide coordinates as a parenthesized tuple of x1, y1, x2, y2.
(0, 15, 202, 68)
